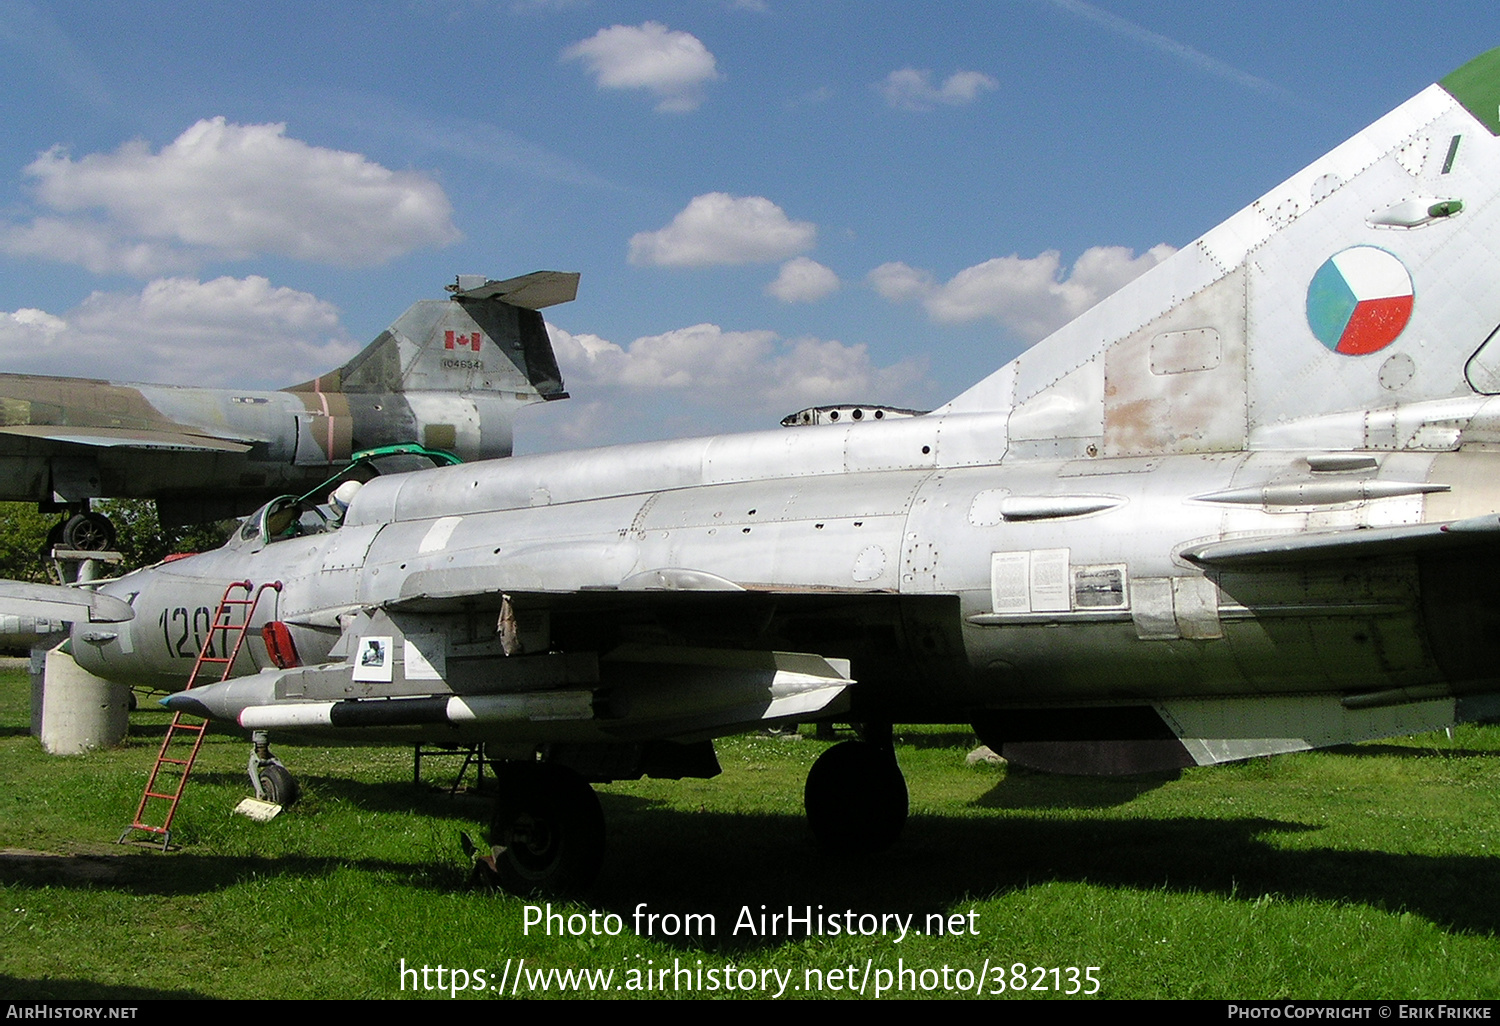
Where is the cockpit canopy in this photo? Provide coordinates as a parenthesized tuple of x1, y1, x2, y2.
(224, 443, 461, 551)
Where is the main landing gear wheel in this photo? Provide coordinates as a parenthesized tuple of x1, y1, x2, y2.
(804, 739, 908, 852)
(489, 763, 605, 896)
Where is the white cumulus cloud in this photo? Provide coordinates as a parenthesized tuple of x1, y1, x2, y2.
(868, 261, 936, 303)
(563, 22, 720, 113)
(767, 257, 840, 303)
(549, 322, 776, 389)
(762, 337, 920, 408)
(549, 321, 925, 407)
(0, 307, 67, 339)
(629, 193, 816, 268)
(1, 217, 192, 277)
(878, 68, 998, 111)
(0, 118, 459, 275)
(870, 244, 1175, 341)
(531, 320, 933, 450)
(0, 276, 359, 388)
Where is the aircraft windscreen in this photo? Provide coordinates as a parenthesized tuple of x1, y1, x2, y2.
(364, 453, 445, 475)
(231, 496, 335, 549)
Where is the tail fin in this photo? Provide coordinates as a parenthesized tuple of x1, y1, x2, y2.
(287, 271, 576, 400)
(940, 47, 1500, 460)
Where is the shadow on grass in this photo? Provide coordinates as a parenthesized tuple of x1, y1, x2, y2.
(0, 973, 212, 1000)
(0, 848, 461, 896)
(6, 799, 1500, 949)
(591, 805, 1500, 951)
(971, 768, 1175, 809)
(177, 770, 498, 821)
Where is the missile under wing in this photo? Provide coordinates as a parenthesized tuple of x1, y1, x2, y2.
(62, 47, 1500, 892)
(0, 271, 573, 546)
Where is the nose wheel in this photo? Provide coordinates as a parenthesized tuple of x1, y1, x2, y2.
(248, 730, 299, 806)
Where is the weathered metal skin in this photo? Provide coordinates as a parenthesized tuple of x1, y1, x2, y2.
(0, 273, 572, 525)
(71, 422, 1500, 718)
(57, 48, 1500, 776)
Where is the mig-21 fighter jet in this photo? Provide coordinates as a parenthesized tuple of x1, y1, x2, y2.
(37, 47, 1500, 894)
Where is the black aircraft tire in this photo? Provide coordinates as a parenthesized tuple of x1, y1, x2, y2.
(490, 763, 605, 897)
(804, 739, 908, 853)
(60, 512, 116, 552)
(258, 764, 301, 807)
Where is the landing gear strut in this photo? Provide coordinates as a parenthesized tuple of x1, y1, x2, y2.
(489, 762, 604, 896)
(804, 738, 908, 852)
(248, 730, 300, 806)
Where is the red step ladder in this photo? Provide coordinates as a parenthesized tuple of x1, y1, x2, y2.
(118, 580, 282, 849)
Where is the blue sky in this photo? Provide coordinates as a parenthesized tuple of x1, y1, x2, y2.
(2, 0, 1498, 452)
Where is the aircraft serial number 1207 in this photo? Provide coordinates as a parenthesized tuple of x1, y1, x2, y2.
(48, 48, 1500, 893)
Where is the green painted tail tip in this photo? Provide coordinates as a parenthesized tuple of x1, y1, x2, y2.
(1441, 46, 1500, 136)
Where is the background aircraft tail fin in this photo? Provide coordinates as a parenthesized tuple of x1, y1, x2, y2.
(940, 47, 1500, 459)
(286, 271, 575, 400)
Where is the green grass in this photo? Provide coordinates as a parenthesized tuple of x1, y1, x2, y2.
(3, 667, 1499, 999)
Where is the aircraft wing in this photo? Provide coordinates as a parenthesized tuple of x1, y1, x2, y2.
(180, 564, 935, 747)
(179, 608, 857, 746)
(0, 425, 254, 453)
(389, 566, 830, 608)
(0, 581, 135, 623)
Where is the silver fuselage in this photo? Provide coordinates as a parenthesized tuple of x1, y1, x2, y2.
(72, 403, 1500, 728)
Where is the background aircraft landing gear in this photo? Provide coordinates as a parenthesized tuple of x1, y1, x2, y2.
(43, 509, 117, 554)
(804, 737, 908, 852)
(248, 730, 300, 806)
(489, 762, 604, 896)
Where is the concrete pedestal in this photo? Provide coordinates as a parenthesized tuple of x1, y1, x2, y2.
(33, 645, 130, 754)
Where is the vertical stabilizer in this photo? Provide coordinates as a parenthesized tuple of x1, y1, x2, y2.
(288, 271, 575, 400)
(282, 272, 576, 462)
(940, 47, 1500, 459)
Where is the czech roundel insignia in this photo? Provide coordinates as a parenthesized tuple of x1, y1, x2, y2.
(1306, 246, 1414, 355)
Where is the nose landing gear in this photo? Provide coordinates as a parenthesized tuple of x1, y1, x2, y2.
(249, 730, 300, 807)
